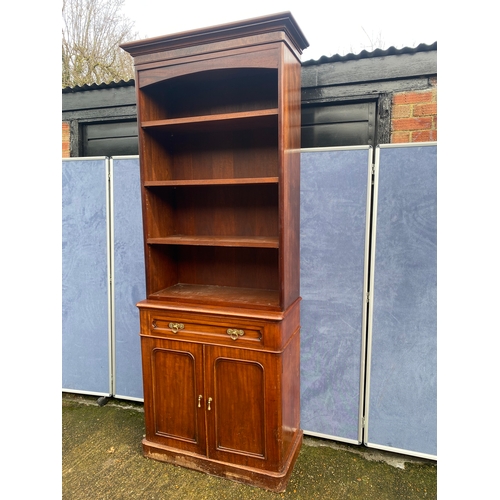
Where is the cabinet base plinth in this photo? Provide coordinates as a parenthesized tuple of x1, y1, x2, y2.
(141, 431, 303, 492)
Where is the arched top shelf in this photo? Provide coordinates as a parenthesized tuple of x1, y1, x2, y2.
(138, 45, 280, 88)
(138, 67, 279, 122)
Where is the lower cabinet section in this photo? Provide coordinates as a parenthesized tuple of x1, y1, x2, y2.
(139, 303, 302, 492)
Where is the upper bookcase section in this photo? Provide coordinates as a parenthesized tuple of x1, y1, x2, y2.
(120, 12, 309, 71)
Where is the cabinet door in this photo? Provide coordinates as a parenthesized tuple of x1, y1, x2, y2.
(141, 337, 206, 455)
(204, 346, 276, 469)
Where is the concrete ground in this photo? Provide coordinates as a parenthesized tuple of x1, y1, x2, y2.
(62, 393, 437, 499)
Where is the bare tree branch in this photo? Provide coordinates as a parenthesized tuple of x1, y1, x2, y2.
(62, 0, 138, 88)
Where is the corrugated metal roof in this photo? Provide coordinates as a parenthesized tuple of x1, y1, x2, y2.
(62, 79, 135, 93)
(62, 42, 437, 92)
(302, 42, 437, 66)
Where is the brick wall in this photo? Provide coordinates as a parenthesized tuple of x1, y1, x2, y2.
(62, 122, 70, 157)
(391, 78, 437, 143)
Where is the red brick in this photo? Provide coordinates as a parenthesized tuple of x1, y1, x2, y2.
(392, 117, 433, 131)
(393, 91, 434, 105)
(392, 132, 411, 143)
(412, 130, 437, 142)
(414, 103, 437, 117)
(392, 104, 411, 118)
(62, 122, 70, 157)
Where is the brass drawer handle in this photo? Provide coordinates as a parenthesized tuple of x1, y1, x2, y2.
(227, 328, 244, 340)
(169, 322, 184, 334)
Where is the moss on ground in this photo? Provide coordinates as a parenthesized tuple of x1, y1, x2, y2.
(63, 395, 436, 500)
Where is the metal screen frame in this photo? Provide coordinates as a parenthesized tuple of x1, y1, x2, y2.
(365, 142, 437, 460)
(62, 157, 112, 397)
(110, 156, 145, 402)
(300, 146, 372, 444)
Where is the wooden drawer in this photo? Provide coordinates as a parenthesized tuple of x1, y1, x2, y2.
(141, 310, 272, 348)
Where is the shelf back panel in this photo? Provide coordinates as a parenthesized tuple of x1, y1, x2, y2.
(144, 184, 278, 239)
(145, 245, 279, 298)
(141, 126, 278, 182)
(139, 68, 278, 121)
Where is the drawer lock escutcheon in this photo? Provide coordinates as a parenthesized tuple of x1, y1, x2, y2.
(227, 328, 245, 340)
(169, 322, 184, 334)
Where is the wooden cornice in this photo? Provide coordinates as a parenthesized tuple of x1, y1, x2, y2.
(120, 12, 309, 58)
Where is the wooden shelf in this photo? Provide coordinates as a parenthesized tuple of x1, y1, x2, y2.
(149, 283, 280, 309)
(144, 177, 279, 187)
(142, 109, 278, 132)
(147, 235, 279, 248)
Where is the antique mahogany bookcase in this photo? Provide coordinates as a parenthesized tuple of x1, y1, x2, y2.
(121, 12, 309, 491)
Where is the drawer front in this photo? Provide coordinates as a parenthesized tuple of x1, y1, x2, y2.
(142, 310, 272, 348)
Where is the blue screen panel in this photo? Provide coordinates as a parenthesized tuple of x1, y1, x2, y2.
(112, 157, 146, 400)
(62, 159, 110, 395)
(367, 144, 437, 457)
(300, 148, 370, 442)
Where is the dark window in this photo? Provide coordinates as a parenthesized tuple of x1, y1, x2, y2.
(82, 121, 139, 157)
(301, 102, 376, 148)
